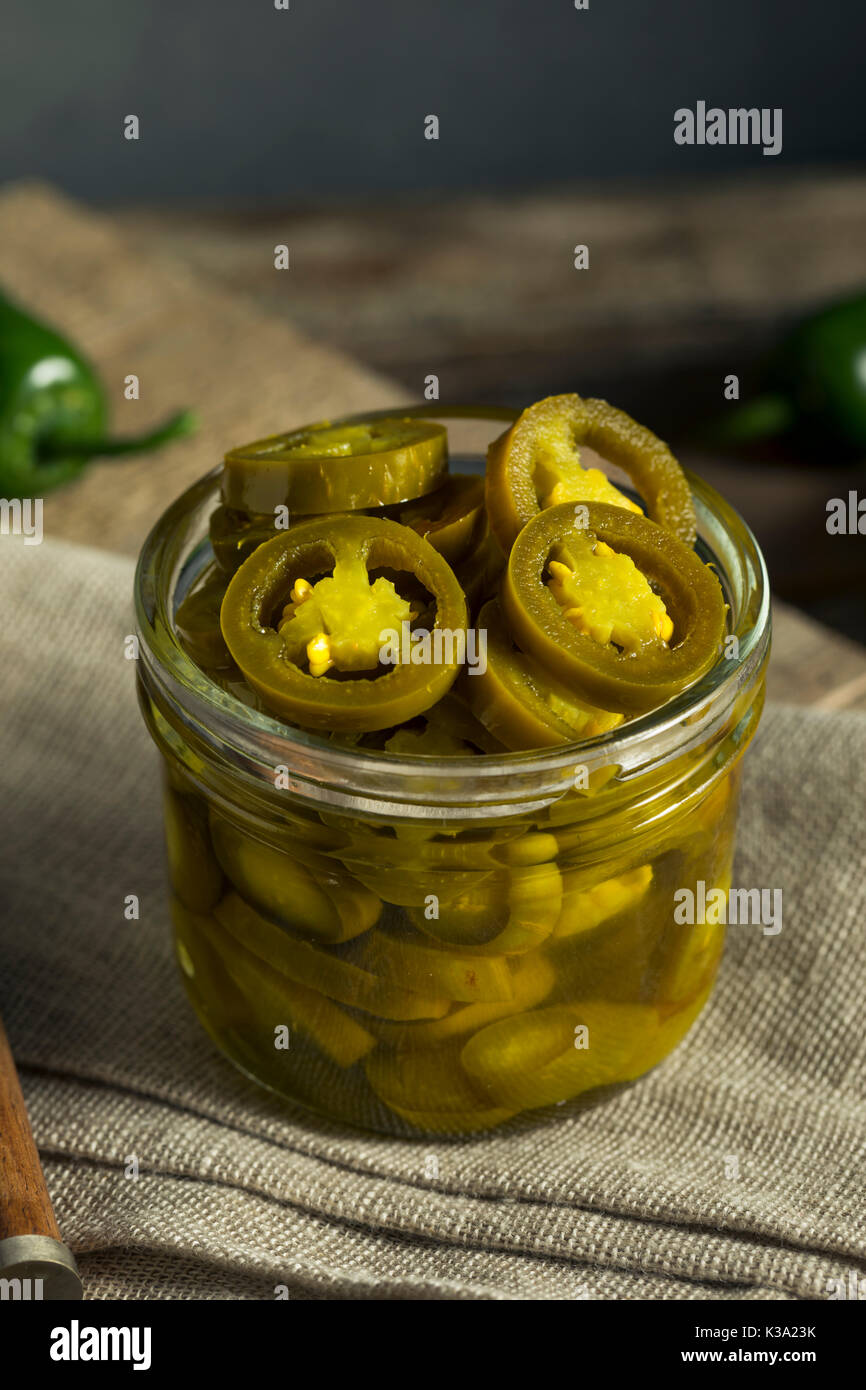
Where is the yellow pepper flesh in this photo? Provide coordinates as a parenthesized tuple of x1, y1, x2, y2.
(279, 556, 411, 675)
(548, 536, 674, 653)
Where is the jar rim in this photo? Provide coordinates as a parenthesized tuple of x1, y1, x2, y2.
(134, 428, 770, 815)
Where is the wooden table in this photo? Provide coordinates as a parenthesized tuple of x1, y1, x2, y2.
(113, 171, 866, 614)
(4, 177, 862, 713)
(109, 173, 866, 712)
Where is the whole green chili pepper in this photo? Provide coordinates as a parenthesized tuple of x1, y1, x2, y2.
(0, 290, 196, 497)
(708, 290, 866, 458)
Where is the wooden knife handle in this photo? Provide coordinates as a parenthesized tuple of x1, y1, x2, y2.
(0, 1015, 61, 1242)
(0, 1015, 82, 1297)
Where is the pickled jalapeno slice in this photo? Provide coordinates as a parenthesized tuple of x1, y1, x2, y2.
(209, 505, 287, 575)
(407, 861, 563, 955)
(175, 569, 233, 669)
(194, 902, 377, 1067)
(383, 690, 506, 757)
(461, 1000, 664, 1110)
(395, 473, 486, 565)
(466, 598, 623, 750)
(486, 393, 697, 551)
(502, 502, 726, 713)
(365, 1041, 516, 1134)
(219, 514, 468, 731)
(553, 863, 653, 940)
(222, 416, 448, 515)
(214, 893, 451, 1022)
(350, 926, 514, 1003)
(163, 787, 224, 913)
(369, 951, 555, 1049)
(453, 529, 506, 617)
(208, 810, 381, 944)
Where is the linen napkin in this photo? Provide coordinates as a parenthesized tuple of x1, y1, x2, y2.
(1, 534, 864, 1301)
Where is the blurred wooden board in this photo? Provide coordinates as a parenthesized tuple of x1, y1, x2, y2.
(113, 170, 866, 404)
(769, 603, 866, 712)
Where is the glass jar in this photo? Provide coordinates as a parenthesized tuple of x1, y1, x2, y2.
(134, 411, 770, 1138)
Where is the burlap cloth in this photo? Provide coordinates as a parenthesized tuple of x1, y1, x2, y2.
(0, 187, 864, 1301)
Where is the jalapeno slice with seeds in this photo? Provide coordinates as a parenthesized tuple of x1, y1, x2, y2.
(486, 393, 697, 551)
(220, 514, 468, 732)
(222, 416, 448, 515)
(501, 502, 726, 714)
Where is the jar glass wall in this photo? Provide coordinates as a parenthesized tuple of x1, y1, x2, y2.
(134, 411, 770, 1138)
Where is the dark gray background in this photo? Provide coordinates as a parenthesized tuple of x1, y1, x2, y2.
(1, 0, 864, 201)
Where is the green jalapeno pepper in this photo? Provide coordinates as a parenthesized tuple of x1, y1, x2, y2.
(501, 502, 726, 714)
(658, 874, 730, 1009)
(413, 689, 507, 756)
(225, 938, 377, 1069)
(171, 899, 250, 1030)
(211, 476, 484, 578)
(368, 950, 555, 1050)
(553, 863, 653, 940)
(0, 289, 195, 497)
(461, 999, 666, 1110)
(163, 788, 224, 913)
(340, 689, 504, 757)
(454, 529, 505, 617)
(350, 926, 514, 1003)
(705, 290, 866, 456)
(211, 503, 363, 577)
(219, 514, 468, 732)
(486, 393, 697, 551)
(175, 899, 376, 1068)
(457, 1001, 613, 1110)
(221, 415, 448, 515)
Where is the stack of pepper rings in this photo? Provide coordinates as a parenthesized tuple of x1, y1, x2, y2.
(167, 395, 732, 1134)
